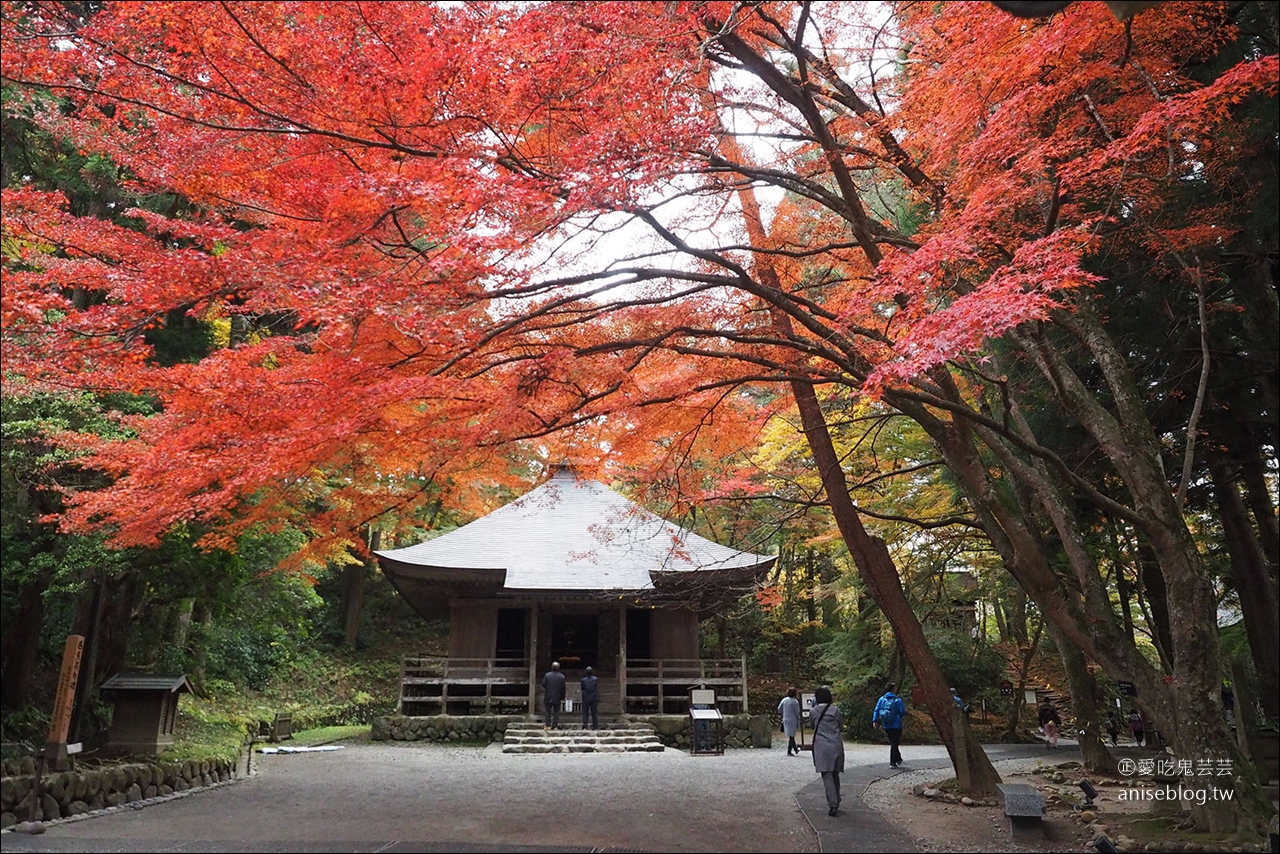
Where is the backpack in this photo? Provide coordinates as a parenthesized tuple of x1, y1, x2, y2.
(875, 696, 894, 725)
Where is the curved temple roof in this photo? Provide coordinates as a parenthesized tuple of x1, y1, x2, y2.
(375, 468, 774, 592)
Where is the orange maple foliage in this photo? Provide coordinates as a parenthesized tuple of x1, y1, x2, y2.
(4, 1, 1276, 823)
(1, 0, 1271, 561)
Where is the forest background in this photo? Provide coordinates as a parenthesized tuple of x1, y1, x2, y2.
(0, 0, 1276, 837)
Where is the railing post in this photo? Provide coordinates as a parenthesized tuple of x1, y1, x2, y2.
(398, 656, 407, 714)
(485, 657, 494, 714)
(527, 601, 539, 720)
(618, 602, 628, 719)
(657, 660, 665, 714)
(740, 653, 748, 714)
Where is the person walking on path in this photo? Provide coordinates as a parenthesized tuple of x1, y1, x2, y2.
(872, 682, 907, 769)
(1038, 701, 1062, 749)
(810, 685, 845, 816)
(778, 687, 801, 756)
(580, 666, 600, 730)
(1128, 709, 1145, 746)
(1105, 712, 1120, 747)
(542, 662, 566, 730)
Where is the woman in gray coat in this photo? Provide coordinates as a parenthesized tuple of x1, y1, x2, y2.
(777, 687, 801, 756)
(809, 685, 845, 816)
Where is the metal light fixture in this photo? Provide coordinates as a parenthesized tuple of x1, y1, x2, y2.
(1092, 836, 1119, 854)
(1077, 778, 1100, 807)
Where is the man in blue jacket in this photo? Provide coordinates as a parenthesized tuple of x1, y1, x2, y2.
(872, 682, 908, 769)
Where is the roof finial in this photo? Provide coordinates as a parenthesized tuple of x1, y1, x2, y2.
(549, 459, 577, 479)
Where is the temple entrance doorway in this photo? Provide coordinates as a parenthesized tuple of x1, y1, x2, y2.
(550, 613, 599, 671)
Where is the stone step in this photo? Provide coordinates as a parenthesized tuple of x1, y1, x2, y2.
(502, 742, 665, 754)
(504, 736, 662, 746)
(501, 719, 664, 754)
(504, 721, 645, 731)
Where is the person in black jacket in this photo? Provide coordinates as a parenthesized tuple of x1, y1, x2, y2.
(1038, 701, 1062, 749)
(542, 662, 566, 730)
(580, 666, 600, 730)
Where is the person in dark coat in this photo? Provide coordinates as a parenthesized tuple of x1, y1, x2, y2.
(542, 662, 566, 730)
(810, 685, 845, 816)
(1105, 712, 1120, 747)
(872, 682, 908, 769)
(1038, 701, 1062, 749)
(580, 666, 600, 730)
(1128, 709, 1145, 746)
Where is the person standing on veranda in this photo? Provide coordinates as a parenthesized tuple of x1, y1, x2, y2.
(810, 685, 845, 817)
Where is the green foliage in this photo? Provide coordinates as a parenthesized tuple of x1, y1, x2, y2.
(922, 626, 1006, 704)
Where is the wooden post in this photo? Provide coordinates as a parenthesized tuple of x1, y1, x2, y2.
(441, 657, 449, 714)
(527, 601, 539, 719)
(952, 702, 972, 792)
(657, 659, 665, 714)
(618, 602, 628, 719)
(485, 658, 494, 714)
(46, 635, 84, 770)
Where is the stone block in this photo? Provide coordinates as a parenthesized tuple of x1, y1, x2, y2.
(997, 783, 1045, 841)
(996, 783, 1046, 817)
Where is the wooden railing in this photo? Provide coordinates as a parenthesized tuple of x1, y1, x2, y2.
(622, 657, 748, 716)
(399, 656, 530, 716)
(397, 654, 750, 717)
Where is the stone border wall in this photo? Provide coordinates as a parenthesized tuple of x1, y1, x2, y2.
(372, 714, 519, 743)
(1, 756, 237, 828)
(370, 713, 774, 749)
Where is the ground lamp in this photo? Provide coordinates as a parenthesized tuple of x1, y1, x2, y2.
(1076, 778, 1099, 809)
(1092, 836, 1119, 854)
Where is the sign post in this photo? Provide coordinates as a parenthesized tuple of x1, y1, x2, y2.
(45, 635, 84, 770)
(798, 692, 816, 752)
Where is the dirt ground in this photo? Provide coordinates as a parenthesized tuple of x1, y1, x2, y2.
(863, 755, 1273, 854)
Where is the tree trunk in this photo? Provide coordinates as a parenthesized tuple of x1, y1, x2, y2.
(0, 569, 53, 709)
(1209, 458, 1280, 720)
(1107, 523, 1137, 649)
(1234, 429, 1278, 579)
(1136, 544, 1175, 673)
(1054, 630, 1117, 774)
(188, 602, 213, 694)
(1004, 618, 1042, 741)
(70, 577, 106, 743)
(171, 597, 196, 658)
(789, 375, 1001, 795)
(343, 528, 380, 647)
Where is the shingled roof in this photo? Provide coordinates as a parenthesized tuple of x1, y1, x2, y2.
(375, 467, 774, 593)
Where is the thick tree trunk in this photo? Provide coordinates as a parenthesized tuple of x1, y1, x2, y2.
(342, 529, 380, 647)
(1036, 305, 1268, 836)
(1234, 431, 1278, 579)
(789, 376, 1002, 795)
(1209, 459, 1280, 720)
(188, 602, 213, 694)
(1136, 544, 1175, 673)
(1, 569, 53, 709)
(94, 575, 138, 688)
(70, 577, 106, 743)
(1004, 618, 1043, 741)
(1054, 631, 1117, 774)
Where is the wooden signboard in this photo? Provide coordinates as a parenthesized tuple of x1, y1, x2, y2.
(46, 635, 84, 769)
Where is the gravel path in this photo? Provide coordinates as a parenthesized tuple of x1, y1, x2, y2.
(1, 739, 1071, 853)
